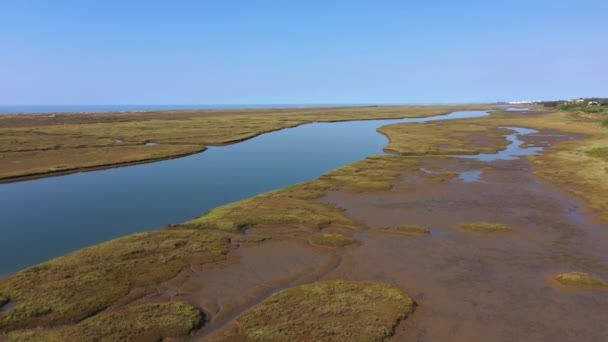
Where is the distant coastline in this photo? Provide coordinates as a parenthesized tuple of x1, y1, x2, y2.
(0, 103, 481, 114)
(0, 104, 367, 114)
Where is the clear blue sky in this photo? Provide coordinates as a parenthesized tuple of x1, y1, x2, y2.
(1, 1, 606, 105)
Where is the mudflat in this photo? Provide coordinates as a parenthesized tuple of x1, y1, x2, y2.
(2, 107, 608, 341)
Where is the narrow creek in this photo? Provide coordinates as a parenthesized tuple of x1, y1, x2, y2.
(0, 109, 518, 275)
(194, 122, 549, 339)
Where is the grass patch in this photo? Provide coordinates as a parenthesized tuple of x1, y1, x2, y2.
(8, 301, 202, 341)
(186, 191, 358, 232)
(0, 105, 494, 181)
(586, 147, 608, 161)
(320, 155, 419, 191)
(234, 280, 415, 341)
(0, 229, 228, 331)
(555, 272, 608, 288)
(186, 155, 419, 232)
(310, 233, 355, 247)
(378, 225, 430, 236)
(378, 121, 509, 156)
(457, 222, 513, 233)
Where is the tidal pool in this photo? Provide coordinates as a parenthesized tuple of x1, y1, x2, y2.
(0, 110, 493, 274)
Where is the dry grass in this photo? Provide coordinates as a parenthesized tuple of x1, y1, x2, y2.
(378, 121, 510, 156)
(0, 105, 493, 181)
(310, 233, 355, 247)
(0, 229, 228, 332)
(377, 225, 430, 236)
(457, 222, 513, 233)
(232, 280, 415, 341)
(555, 272, 608, 288)
(7, 302, 202, 342)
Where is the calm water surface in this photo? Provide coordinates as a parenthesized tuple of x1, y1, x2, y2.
(0, 110, 493, 274)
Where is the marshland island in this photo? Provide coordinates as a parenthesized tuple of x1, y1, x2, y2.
(1, 101, 608, 341)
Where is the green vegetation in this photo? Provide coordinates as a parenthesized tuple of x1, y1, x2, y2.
(457, 222, 513, 233)
(310, 233, 355, 247)
(185, 190, 358, 232)
(555, 272, 608, 288)
(233, 280, 415, 341)
(8, 302, 202, 342)
(378, 225, 430, 236)
(378, 121, 509, 156)
(586, 147, 608, 161)
(0, 105, 493, 181)
(0, 229, 228, 331)
(557, 100, 608, 116)
(320, 155, 418, 190)
(186, 155, 420, 232)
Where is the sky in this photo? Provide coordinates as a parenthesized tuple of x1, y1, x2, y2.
(0, 0, 606, 105)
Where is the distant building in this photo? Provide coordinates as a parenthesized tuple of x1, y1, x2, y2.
(567, 98, 585, 104)
(588, 101, 600, 106)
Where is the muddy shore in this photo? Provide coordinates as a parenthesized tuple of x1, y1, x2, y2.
(3, 110, 608, 341)
(191, 127, 608, 340)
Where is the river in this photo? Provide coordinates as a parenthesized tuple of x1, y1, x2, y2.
(0, 109, 495, 274)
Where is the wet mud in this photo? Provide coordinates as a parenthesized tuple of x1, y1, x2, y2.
(104, 126, 606, 341)
(318, 131, 608, 341)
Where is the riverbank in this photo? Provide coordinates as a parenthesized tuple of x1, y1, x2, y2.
(2, 107, 607, 341)
(0, 105, 496, 183)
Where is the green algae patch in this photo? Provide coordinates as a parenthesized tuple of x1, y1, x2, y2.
(8, 301, 202, 342)
(234, 280, 415, 342)
(457, 222, 513, 233)
(378, 225, 430, 236)
(555, 272, 608, 288)
(0, 229, 228, 331)
(310, 233, 355, 247)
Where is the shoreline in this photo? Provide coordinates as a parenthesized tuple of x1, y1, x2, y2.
(2, 108, 608, 340)
(0, 105, 500, 184)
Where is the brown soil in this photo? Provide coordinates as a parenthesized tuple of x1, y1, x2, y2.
(60, 126, 607, 342)
(317, 138, 608, 341)
(195, 128, 606, 341)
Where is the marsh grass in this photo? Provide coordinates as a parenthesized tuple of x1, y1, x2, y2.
(378, 225, 430, 236)
(457, 222, 513, 233)
(186, 191, 358, 232)
(555, 272, 607, 288)
(310, 233, 355, 247)
(0, 229, 228, 331)
(8, 302, 202, 341)
(186, 155, 419, 232)
(378, 121, 509, 156)
(0, 105, 492, 181)
(586, 147, 608, 161)
(234, 280, 415, 341)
